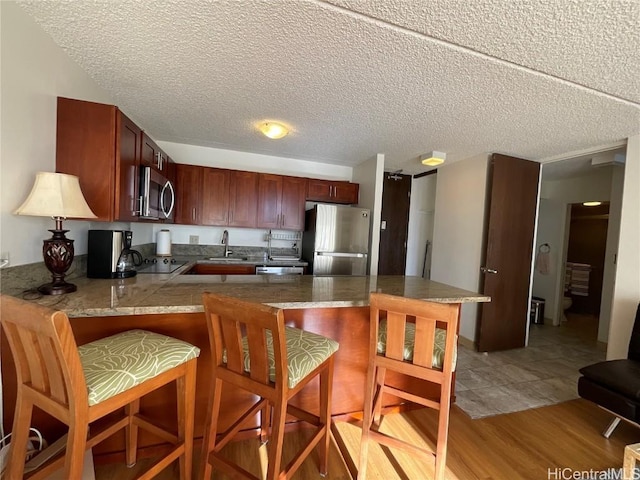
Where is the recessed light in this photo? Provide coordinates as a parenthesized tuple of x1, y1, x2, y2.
(582, 201, 602, 207)
(258, 122, 289, 139)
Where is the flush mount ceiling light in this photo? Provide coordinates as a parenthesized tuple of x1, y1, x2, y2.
(420, 151, 446, 166)
(258, 122, 289, 139)
(583, 201, 602, 207)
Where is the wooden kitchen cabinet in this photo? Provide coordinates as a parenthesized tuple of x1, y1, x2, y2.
(140, 132, 168, 173)
(307, 179, 359, 204)
(257, 174, 306, 231)
(228, 170, 258, 227)
(175, 164, 203, 225)
(201, 167, 230, 226)
(56, 97, 141, 222)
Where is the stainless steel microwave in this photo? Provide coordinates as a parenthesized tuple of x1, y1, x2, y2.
(139, 166, 175, 221)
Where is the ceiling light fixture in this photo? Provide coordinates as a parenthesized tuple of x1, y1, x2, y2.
(583, 201, 602, 207)
(420, 151, 446, 166)
(258, 122, 289, 139)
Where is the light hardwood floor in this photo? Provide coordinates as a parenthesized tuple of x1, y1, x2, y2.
(93, 399, 639, 480)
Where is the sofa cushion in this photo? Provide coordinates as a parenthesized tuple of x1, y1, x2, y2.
(579, 359, 640, 400)
(578, 376, 639, 421)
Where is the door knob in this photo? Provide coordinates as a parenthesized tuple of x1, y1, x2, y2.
(480, 266, 498, 274)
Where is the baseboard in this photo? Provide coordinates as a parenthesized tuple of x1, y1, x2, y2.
(458, 335, 475, 350)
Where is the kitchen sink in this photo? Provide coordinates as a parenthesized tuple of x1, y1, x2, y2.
(203, 257, 248, 263)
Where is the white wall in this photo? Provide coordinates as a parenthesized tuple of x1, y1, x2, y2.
(607, 135, 640, 359)
(431, 155, 490, 343)
(599, 166, 624, 342)
(158, 141, 353, 180)
(532, 198, 566, 325)
(406, 174, 437, 277)
(352, 154, 385, 275)
(0, 2, 115, 267)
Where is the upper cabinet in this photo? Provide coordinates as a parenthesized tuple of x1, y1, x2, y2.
(201, 167, 230, 226)
(140, 132, 169, 173)
(257, 174, 306, 231)
(174, 164, 203, 225)
(56, 97, 141, 222)
(228, 170, 258, 227)
(307, 179, 359, 204)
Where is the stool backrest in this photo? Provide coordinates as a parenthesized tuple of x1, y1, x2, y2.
(369, 293, 459, 378)
(202, 293, 287, 390)
(0, 295, 87, 412)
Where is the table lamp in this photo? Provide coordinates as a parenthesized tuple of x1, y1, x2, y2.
(14, 172, 97, 295)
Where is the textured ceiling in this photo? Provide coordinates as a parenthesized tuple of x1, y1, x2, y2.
(16, 0, 640, 175)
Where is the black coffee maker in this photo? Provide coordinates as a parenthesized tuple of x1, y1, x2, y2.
(88, 230, 143, 278)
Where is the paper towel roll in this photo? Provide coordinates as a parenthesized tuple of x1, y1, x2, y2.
(156, 229, 172, 256)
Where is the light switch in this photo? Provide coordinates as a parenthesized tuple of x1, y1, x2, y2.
(381, 220, 387, 230)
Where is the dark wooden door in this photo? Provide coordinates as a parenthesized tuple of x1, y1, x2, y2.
(115, 112, 141, 222)
(228, 170, 258, 227)
(378, 173, 412, 275)
(477, 154, 540, 352)
(174, 164, 202, 225)
(567, 203, 609, 315)
(201, 167, 230, 226)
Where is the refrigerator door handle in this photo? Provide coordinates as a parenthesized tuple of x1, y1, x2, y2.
(316, 252, 366, 258)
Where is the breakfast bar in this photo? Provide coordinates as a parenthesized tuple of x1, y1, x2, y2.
(1, 271, 489, 462)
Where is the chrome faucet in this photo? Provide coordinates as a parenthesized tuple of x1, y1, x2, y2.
(222, 230, 232, 257)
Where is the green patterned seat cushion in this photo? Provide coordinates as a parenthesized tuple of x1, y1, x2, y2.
(227, 327, 339, 389)
(377, 320, 457, 371)
(78, 329, 200, 406)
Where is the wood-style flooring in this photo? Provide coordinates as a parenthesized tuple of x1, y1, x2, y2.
(93, 399, 639, 480)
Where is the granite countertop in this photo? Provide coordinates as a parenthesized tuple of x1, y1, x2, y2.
(9, 262, 490, 317)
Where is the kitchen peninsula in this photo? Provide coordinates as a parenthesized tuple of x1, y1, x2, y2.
(1, 270, 489, 462)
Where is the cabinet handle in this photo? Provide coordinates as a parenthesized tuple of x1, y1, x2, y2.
(229, 211, 233, 223)
(281, 214, 285, 227)
(192, 207, 196, 222)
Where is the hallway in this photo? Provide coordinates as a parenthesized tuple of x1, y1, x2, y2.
(454, 312, 604, 418)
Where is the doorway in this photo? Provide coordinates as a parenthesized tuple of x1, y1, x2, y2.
(563, 202, 609, 340)
(378, 172, 412, 275)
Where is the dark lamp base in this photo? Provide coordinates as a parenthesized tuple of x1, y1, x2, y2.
(38, 281, 77, 296)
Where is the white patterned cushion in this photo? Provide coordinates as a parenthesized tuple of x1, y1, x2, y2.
(230, 327, 339, 389)
(79, 329, 200, 406)
(377, 320, 457, 371)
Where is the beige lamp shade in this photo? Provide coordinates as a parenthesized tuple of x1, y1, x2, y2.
(15, 172, 96, 219)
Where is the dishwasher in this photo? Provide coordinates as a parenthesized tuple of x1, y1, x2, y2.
(255, 266, 304, 275)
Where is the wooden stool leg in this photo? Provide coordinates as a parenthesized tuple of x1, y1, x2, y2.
(5, 392, 32, 479)
(358, 362, 378, 480)
(199, 377, 223, 480)
(260, 403, 271, 444)
(266, 401, 288, 480)
(177, 360, 197, 480)
(624, 443, 640, 480)
(64, 414, 90, 479)
(434, 388, 452, 480)
(125, 398, 140, 467)
(318, 357, 335, 475)
(372, 367, 387, 426)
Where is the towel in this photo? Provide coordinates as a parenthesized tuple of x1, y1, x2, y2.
(535, 251, 551, 275)
(567, 262, 591, 296)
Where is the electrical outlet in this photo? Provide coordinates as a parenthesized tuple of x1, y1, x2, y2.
(189, 235, 199, 245)
(0, 251, 9, 268)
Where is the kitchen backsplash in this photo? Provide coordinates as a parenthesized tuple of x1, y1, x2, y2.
(0, 242, 300, 295)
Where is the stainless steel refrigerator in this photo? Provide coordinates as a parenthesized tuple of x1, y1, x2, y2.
(302, 204, 371, 275)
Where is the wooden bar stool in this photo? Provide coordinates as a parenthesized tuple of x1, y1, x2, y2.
(358, 293, 460, 480)
(0, 295, 200, 479)
(199, 293, 339, 480)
